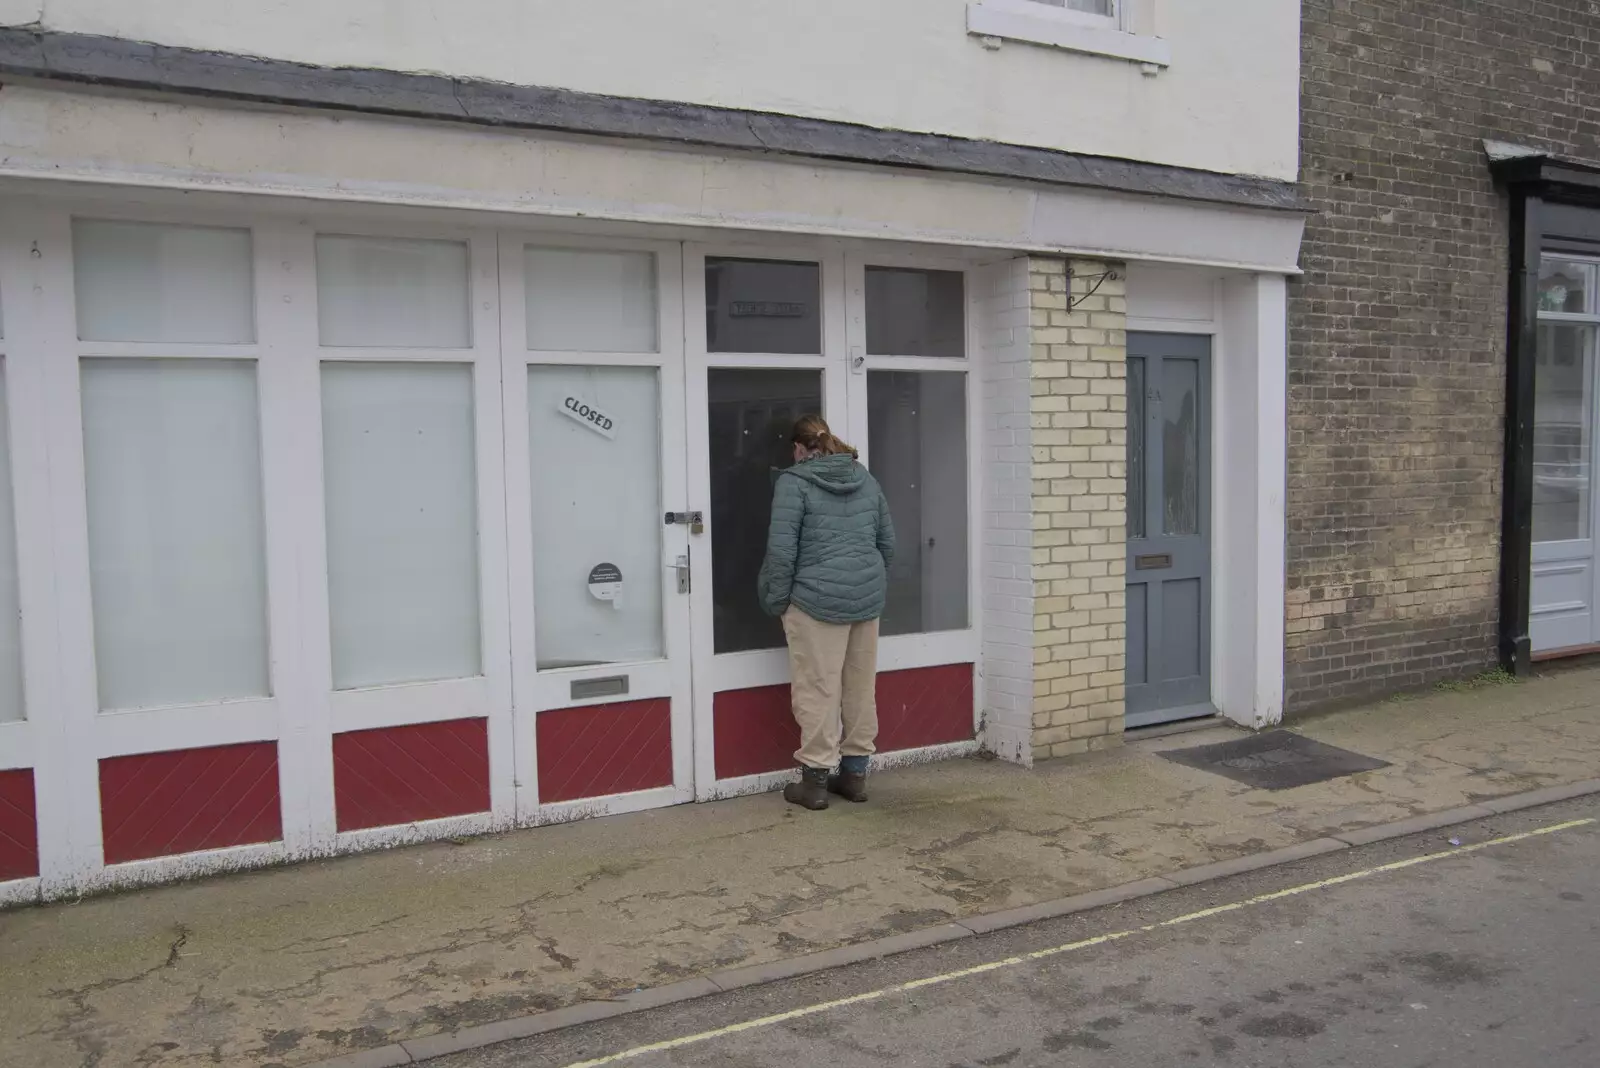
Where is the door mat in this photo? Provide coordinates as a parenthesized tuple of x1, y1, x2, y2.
(1161, 730, 1390, 790)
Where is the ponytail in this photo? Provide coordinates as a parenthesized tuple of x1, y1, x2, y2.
(791, 413, 858, 459)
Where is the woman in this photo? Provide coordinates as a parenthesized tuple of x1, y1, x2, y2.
(758, 414, 895, 811)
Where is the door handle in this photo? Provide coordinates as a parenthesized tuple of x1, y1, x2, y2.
(670, 552, 691, 594)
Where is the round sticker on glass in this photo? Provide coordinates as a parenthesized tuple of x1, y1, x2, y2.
(588, 563, 623, 609)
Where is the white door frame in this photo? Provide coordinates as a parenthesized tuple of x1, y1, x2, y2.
(683, 241, 850, 800)
(1530, 252, 1600, 655)
(499, 232, 696, 821)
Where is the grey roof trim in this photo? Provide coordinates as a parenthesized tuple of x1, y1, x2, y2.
(0, 27, 1308, 214)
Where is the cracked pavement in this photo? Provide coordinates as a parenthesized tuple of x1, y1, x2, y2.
(2, 666, 1598, 1068)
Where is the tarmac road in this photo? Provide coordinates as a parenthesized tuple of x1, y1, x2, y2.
(429, 795, 1600, 1068)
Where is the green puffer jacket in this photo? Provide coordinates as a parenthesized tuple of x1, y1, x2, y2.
(757, 453, 896, 623)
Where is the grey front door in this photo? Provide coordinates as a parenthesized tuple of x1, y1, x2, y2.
(1125, 333, 1212, 727)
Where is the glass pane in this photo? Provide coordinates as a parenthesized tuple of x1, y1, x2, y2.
(868, 371, 969, 636)
(529, 366, 664, 668)
(1161, 358, 1201, 536)
(1126, 357, 1146, 540)
(865, 267, 965, 358)
(82, 359, 268, 709)
(709, 368, 823, 653)
(1534, 323, 1594, 543)
(526, 247, 657, 353)
(1538, 258, 1595, 315)
(73, 220, 255, 344)
(322, 363, 481, 689)
(1031, 0, 1114, 12)
(705, 258, 821, 354)
(316, 235, 471, 348)
(0, 363, 21, 722)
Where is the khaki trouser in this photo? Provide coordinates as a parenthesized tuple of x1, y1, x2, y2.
(782, 607, 880, 770)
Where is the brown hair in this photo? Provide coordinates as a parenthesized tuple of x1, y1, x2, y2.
(791, 413, 858, 460)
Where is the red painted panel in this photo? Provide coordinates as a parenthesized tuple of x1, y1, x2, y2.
(538, 699, 673, 804)
(876, 663, 976, 751)
(713, 664, 976, 779)
(100, 743, 282, 865)
(0, 769, 39, 881)
(713, 684, 799, 779)
(333, 718, 490, 832)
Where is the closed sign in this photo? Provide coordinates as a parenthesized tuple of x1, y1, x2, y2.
(559, 395, 617, 439)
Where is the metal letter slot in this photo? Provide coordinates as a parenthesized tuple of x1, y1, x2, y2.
(1134, 553, 1173, 571)
(571, 675, 629, 700)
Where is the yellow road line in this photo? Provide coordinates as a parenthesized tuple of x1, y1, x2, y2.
(558, 817, 1595, 1068)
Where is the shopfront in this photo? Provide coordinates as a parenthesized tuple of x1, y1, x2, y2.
(0, 74, 1302, 900)
(1493, 154, 1600, 668)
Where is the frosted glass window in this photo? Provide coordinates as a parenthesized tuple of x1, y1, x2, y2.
(705, 258, 821, 354)
(868, 371, 970, 636)
(525, 247, 657, 353)
(1162, 359, 1201, 536)
(0, 364, 21, 722)
(1030, 0, 1114, 14)
(82, 359, 269, 710)
(529, 366, 663, 668)
(865, 267, 965, 357)
(316, 235, 471, 348)
(73, 221, 255, 344)
(322, 363, 482, 688)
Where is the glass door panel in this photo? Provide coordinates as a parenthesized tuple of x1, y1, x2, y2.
(529, 365, 666, 668)
(707, 368, 822, 654)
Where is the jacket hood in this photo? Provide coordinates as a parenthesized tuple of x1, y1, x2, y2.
(780, 453, 867, 495)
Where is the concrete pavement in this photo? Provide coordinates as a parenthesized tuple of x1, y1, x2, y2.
(447, 796, 1599, 1068)
(2, 665, 1598, 1068)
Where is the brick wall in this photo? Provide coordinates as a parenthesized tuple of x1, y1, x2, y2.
(1290, 0, 1600, 707)
(1028, 258, 1128, 760)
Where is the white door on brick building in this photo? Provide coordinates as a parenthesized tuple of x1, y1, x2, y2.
(1530, 254, 1600, 655)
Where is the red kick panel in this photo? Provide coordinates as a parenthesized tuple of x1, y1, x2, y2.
(0, 768, 39, 881)
(100, 742, 282, 865)
(876, 663, 976, 751)
(713, 684, 799, 779)
(333, 718, 490, 832)
(713, 664, 975, 778)
(538, 699, 673, 804)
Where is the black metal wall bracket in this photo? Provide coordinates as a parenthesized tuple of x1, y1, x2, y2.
(1067, 266, 1122, 311)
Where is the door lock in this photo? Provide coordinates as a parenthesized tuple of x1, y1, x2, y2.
(665, 510, 705, 535)
(671, 552, 692, 594)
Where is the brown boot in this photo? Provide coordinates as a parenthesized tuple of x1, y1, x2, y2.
(784, 766, 830, 811)
(827, 770, 869, 803)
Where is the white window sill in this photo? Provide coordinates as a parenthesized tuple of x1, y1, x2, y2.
(966, 2, 1171, 69)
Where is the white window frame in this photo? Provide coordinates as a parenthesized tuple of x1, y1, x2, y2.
(967, 0, 1171, 69)
(844, 250, 983, 675)
(0, 193, 989, 894)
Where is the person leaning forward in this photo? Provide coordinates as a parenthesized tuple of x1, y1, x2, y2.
(756, 413, 895, 811)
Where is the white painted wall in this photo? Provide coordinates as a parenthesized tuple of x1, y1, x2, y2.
(0, 88, 1308, 273)
(1214, 273, 1287, 729)
(975, 257, 1035, 764)
(10, 0, 1300, 180)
